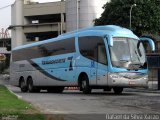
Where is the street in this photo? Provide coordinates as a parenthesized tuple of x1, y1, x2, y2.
(1, 0, 160, 119)
(6, 85, 160, 120)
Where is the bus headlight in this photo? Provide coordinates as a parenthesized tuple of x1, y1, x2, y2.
(109, 73, 122, 79)
(142, 76, 148, 80)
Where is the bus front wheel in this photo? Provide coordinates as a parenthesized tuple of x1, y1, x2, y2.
(80, 75, 91, 94)
(113, 87, 123, 94)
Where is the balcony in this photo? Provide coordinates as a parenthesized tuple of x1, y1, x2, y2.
(23, 22, 65, 34)
(24, 1, 65, 17)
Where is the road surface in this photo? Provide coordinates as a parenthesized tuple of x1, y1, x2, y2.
(6, 85, 160, 120)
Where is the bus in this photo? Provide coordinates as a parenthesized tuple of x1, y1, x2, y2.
(10, 25, 155, 94)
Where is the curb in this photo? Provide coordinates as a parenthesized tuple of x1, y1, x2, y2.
(5, 85, 22, 99)
(125, 88, 160, 94)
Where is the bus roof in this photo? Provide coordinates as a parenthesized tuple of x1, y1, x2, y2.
(59, 25, 133, 37)
(13, 25, 138, 51)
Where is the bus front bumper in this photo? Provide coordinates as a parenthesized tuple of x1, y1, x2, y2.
(108, 73, 148, 88)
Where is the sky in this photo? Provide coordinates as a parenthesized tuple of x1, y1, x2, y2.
(0, 0, 60, 30)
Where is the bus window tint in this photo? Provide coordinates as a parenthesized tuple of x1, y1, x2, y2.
(44, 38, 75, 56)
(13, 38, 75, 61)
(79, 36, 107, 65)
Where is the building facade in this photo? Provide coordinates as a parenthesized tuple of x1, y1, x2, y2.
(10, 0, 109, 48)
(0, 38, 11, 73)
(10, 0, 66, 48)
(146, 35, 160, 90)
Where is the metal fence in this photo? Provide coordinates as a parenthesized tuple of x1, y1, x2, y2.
(147, 55, 160, 90)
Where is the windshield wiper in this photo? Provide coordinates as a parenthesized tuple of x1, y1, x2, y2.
(120, 59, 129, 62)
(135, 50, 141, 63)
(128, 63, 142, 70)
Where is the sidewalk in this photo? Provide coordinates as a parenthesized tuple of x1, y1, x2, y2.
(125, 81, 160, 93)
(124, 88, 160, 94)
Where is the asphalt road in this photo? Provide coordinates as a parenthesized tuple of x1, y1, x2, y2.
(6, 85, 160, 120)
(1, 76, 160, 120)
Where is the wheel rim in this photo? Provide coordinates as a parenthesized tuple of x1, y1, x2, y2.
(82, 80, 86, 89)
(28, 80, 33, 91)
(113, 87, 123, 94)
(29, 84, 31, 90)
(20, 80, 25, 88)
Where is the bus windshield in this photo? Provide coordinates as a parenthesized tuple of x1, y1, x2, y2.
(109, 37, 146, 70)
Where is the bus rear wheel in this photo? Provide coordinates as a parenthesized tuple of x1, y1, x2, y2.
(19, 78, 28, 92)
(113, 87, 123, 94)
(80, 75, 91, 94)
(27, 77, 40, 93)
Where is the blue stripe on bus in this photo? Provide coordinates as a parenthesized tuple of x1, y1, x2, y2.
(28, 60, 67, 82)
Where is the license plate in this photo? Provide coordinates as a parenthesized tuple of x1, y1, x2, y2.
(129, 81, 136, 85)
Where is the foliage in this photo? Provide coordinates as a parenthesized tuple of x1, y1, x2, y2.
(94, 0, 160, 36)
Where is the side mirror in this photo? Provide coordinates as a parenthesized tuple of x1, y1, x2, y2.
(140, 37, 155, 52)
(106, 35, 113, 47)
(137, 41, 143, 57)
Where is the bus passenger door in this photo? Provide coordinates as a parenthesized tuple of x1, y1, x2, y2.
(96, 44, 108, 85)
(67, 55, 77, 84)
(90, 60, 98, 85)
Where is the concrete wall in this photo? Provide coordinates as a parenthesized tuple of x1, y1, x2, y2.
(66, 0, 110, 32)
(11, 0, 25, 49)
(11, 0, 66, 48)
(24, 2, 65, 16)
(11, 0, 109, 48)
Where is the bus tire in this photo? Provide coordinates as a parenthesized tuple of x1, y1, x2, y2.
(103, 87, 111, 92)
(55, 87, 64, 93)
(80, 75, 91, 94)
(19, 78, 28, 92)
(27, 77, 40, 93)
(113, 87, 123, 94)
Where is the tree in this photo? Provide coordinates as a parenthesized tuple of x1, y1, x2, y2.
(94, 0, 160, 36)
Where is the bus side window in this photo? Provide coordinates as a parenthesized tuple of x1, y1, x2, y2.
(79, 36, 98, 61)
(79, 36, 107, 65)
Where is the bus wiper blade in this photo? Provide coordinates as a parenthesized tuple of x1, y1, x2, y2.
(135, 50, 141, 63)
(128, 63, 142, 70)
(139, 62, 147, 69)
(120, 59, 129, 62)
